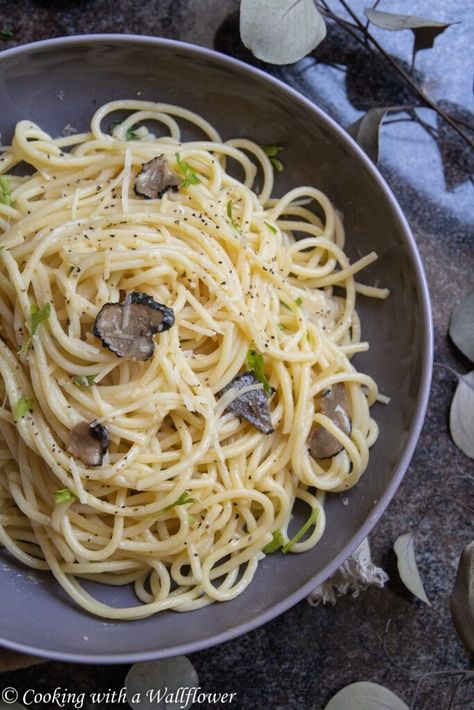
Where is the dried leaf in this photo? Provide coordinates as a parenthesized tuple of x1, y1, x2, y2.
(450, 372, 474, 459)
(240, 0, 326, 65)
(449, 291, 474, 362)
(126, 656, 199, 709)
(394, 532, 431, 605)
(450, 540, 474, 652)
(365, 9, 458, 55)
(324, 681, 409, 709)
(347, 107, 404, 163)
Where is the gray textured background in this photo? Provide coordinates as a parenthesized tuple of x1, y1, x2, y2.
(0, 1, 473, 708)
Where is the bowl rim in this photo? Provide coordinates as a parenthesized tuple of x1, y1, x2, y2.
(0, 33, 433, 664)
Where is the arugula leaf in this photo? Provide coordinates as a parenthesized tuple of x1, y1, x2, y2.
(261, 145, 284, 172)
(72, 374, 97, 387)
(247, 349, 271, 395)
(53, 488, 76, 503)
(226, 200, 240, 231)
(282, 507, 319, 553)
(0, 27, 14, 40)
(13, 396, 34, 421)
(263, 530, 285, 553)
(264, 221, 277, 234)
(0, 176, 13, 206)
(175, 153, 200, 188)
(20, 303, 51, 354)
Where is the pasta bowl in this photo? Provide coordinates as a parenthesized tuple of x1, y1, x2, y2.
(0, 35, 432, 663)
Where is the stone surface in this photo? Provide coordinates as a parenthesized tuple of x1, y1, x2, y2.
(0, 0, 473, 708)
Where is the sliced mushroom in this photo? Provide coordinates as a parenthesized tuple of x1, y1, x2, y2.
(68, 420, 109, 467)
(309, 383, 351, 459)
(92, 291, 175, 361)
(219, 371, 274, 435)
(134, 155, 182, 199)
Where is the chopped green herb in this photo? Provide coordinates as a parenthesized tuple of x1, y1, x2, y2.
(263, 530, 285, 554)
(282, 507, 319, 553)
(20, 303, 51, 354)
(188, 513, 197, 525)
(0, 246, 4, 254)
(13, 396, 34, 421)
(0, 27, 14, 40)
(0, 176, 13, 206)
(278, 323, 285, 330)
(226, 200, 240, 231)
(270, 157, 284, 172)
(149, 491, 196, 521)
(247, 349, 271, 395)
(72, 374, 97, 387)
(53, 488, 76, 503)
(110, 121, 138, 140)
(281, 298, 302, 310)
(175, 153, 200, 188)
(262, 145, 283, 158)
(264, 221, 277, 234)
(261, 145, 284, 172)
(31, 303, 51, 335)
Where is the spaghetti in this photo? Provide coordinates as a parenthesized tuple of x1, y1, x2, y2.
(0, 100, 388, 619)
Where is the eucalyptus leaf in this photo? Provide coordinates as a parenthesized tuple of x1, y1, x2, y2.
(365, 9, 457, 56)
(240, 0, 326, 65)
(125, 656, 199, 709)
(347, 107, 404, 163)
(450, 540, 474, 652)
(449, 371, 474, 459)
(394, 532, 431, 605)
(449, 290, 474, 362)
(324, 681, 409, 710)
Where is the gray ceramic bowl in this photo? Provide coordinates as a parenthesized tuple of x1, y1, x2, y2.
(0, 35, 432, 663)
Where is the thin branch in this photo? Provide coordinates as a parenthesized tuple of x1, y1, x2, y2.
(377, 619, 416, 676)
(444, 113, 474, 131)
(410, 45, 417, 77)
(364, 0, 383, 32)
(447, 676, 466, 710)
(316, 1, 474, 149)
(410, 670, 474, 710)
(412, 495, 474, 534)
(335, 0, 474, 146)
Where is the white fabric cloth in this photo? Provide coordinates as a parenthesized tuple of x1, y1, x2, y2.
(307, 538, 388, 605)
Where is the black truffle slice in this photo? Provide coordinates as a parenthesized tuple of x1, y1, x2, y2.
(134, 155, 182, 199)
(309, 383, 352, 459)
(219, 371, 274, 435)
(92, 291, 175, 361)
(68, 420, 109, 467)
